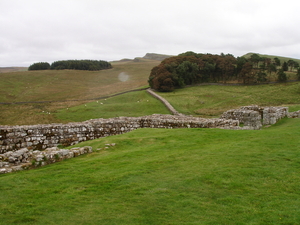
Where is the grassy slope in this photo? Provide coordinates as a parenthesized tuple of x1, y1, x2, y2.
(243, 52, 300, 64)
(56, 90, 170, 121)
(158, 82, 300, 117)
(0, 59, 160, 125)
(0, 118, 300, 224)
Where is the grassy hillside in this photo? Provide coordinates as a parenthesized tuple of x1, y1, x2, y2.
(0, 67, 27, 73)
(1, 53, 300, 125)
(1, 118, 300, 224)
(158, 82, 300, 117)
(53, 82, 300, 122)
(55, 90, 170, 122)
(0, 59, 160, 125)
(243, 52, 300, 64)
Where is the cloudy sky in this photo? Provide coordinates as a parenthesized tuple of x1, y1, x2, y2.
(1, 0, 300, 67)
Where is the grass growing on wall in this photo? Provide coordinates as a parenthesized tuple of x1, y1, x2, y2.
(1, 118, 300, 224)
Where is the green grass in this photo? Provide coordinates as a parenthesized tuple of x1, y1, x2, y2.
(243, 52, 300, 65)
(0, 118, 300, 224)
(158, 82, 300, 117)
(55, 90, 170, 121)
(0, 59, 160, 125)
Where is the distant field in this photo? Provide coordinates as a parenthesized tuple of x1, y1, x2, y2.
(1, 118, 299, 224)
(1, 57, 300, 125)
(0, 59, 160, 125)
(158, 82, 300, 117)
(55, 90, 170, 122)
(0, 67, 27, 73)
(243, 52, 300, 65)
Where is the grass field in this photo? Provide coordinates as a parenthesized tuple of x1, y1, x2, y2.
(55, 90, 170, 121)
(0, 118, 300, 224)
(158, 82, 300, 117)
(0, 59, 160, 125)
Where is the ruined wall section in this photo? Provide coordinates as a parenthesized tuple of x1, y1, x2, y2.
(0, 114, 239, 153)
(288, 110, 300, 118)
(220, 105, 289, 129)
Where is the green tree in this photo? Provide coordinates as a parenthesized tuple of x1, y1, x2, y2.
(277, 69, 287, 82)
(267, 63, 277, 76)
(282, 62, 288, 72)
(28, 62, 50, 70)
(297, 68, 300, 80)
(249, 54, 261, 68)
(273, 57, 281, 67)
(176, 61, 200, 85)
(287, 60, 296, 71)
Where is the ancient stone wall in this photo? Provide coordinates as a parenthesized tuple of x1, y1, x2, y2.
(220, 105, 288, 129)
(0, 146, 93, 174)
(0, 114, 239, 153)
(146, 89, 181, 115)
(288, 110, 300, 118)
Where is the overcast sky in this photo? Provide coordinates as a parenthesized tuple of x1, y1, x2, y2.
(1, 0, 300, 67)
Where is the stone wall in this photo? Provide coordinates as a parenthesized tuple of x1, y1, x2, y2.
(288, 110, 300, 118)
(146, 89, 181, 115)
(0, 146, 93, 174)
(0, 105, 293, 154)
(220, 105, 289, 129)
(0, 114, 239, 153)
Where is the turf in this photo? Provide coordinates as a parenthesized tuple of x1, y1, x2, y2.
(55, 90, 170, 121)
(0, 118, 300, 224)
(158, 82, 300, 117)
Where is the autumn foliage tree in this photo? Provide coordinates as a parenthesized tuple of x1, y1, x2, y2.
(148, 52, 238, 91)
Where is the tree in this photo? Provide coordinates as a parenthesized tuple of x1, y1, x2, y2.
(277, 69, 287, 82)
(267, 63, 277, 76)
(28, 62, 50, 70)
(176, 61, 200, 85)
(282, 62, 288, 72)
(297, 68, 300, 80)
(238, 62, 254, 84)
(273, 57, 281, 67)
(249, 54, 261, 68)
(287, 60, 296, 71)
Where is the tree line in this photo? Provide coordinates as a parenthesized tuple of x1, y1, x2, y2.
(148, 52, 300, 92)
(28, 60, 112, 71)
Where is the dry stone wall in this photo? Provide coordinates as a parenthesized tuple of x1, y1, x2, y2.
(0, 114, 239, 153)
(288, 110, 300, 118)
(0, 104, 293, 154)
(0, 146, 93, 174)
(220, 105, 289, 129)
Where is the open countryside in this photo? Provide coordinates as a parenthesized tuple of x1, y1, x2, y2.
(0, 52, 300, 224)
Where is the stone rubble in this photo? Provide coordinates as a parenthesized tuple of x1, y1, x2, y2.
(0, 146, 93, 174)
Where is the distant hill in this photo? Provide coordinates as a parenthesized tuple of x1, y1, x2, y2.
(242, 52, 300, 64)
(142, 53, 174, 61)
(0, 67, 27, 73)
(112, 53, 173, 63)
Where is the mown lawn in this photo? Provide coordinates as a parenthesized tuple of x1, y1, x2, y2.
(0, 118, 299, 224)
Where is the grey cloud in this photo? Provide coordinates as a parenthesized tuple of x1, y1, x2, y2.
(1, 0, 300, 66)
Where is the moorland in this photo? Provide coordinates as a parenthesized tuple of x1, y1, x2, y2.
(0, 52, 300, 224)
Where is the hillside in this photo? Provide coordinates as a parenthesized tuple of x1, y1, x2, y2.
(0, 59, 161, 125)
(243, 52, 300, 64)
(1, 118, 300, 224)
(0, 67, 27, 73)
(1, 52, 300, 125)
